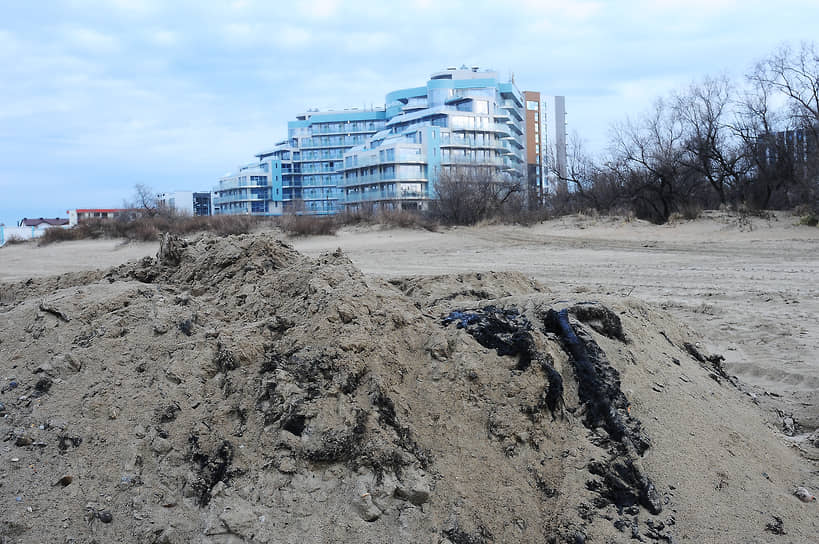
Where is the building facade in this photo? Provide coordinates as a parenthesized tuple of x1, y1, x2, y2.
(523, 91, 543, 204)
(157, 191, 213, 216)
(543, 95, 568, 194)
(67, 208, 132, 226)
(215, 109, 387, 216)
(215, 68, 557, 215)
(341, 67, 525, 211)
(755, 126, 818, 169)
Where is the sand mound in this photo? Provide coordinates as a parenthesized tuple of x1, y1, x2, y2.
(0, 232, 816, 543)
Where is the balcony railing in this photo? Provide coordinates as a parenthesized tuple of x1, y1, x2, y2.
(213, 195, 267, 205)
(343, 172, 426, 185)
(217, 178, 269, 191)
(299, 135, 371, 148)
(343, 189, 427, 203)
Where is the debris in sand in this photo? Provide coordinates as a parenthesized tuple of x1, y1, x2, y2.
(443, 306, 535, 370)
(569, 302, 628, 342)
(765, 515, 786, 534)
(2, 379, 18, 393)
(442, 305, 564, 416)
(783, 416, 796, 436)
(682, 342, 731, 383)
(544, 308, 661, 515)
(38, 300, 71, 322)
(794, 486, 815, 502)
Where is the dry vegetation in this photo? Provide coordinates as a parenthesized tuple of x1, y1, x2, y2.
(549, 42, 819, 224)
(38, 215, 265, 245)
(2, 235, 29, 245)
(35, 209, 444, 246)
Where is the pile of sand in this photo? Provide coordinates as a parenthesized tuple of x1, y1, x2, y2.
(0, 232, 816, 543)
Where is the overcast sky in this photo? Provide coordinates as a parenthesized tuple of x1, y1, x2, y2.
(1, 0, 817, 226)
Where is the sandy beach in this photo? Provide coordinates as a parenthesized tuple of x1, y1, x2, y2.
(1, 212, 817, 542)
(292, 211, 819, 427)
(2, 213, 818, 424)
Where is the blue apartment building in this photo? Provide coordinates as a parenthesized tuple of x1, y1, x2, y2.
(214, 67, 528, 215)
(342, 67, 525, 210)
(214, 109, 387, 215)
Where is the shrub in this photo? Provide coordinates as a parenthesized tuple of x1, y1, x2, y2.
(207, 215, 258, 236)
(337, 206, 376, 226)
(278, 215, 337, 236)
(375, 208, 439, 231)
(127, 221, 161, 241)
(73, 219, 107, 239)
(680, 203, 703, 220)
(504, 207, 552, 226)
(799, 214, 818, 227)
(3, 234, 29, 245)
(429, 167, 525, 225)
(38, 227, 79, 245)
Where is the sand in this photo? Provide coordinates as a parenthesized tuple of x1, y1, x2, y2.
(2, 213, 817, 426)
(290, 211, 819, 430)
(2, 212, 817, 426)
(0, 214, 817, 543)
(0, 240, 159, 283)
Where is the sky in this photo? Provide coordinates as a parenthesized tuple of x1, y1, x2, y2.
(1, 0, 818, 226)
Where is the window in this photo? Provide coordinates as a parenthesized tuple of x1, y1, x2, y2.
(526, 100, 538, 111)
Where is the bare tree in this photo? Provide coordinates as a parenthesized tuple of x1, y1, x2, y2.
(745, 42, 819, 208)
(546, 134, 620, 214)
(538, 42, 818, 220)
(124, 183, 160, 217)
(753, 42, 819, 137)
(731, 72, 798, 208)
(610, 99, 701, 223)
(675, 76, 746, 206)
(430, 166, 523, 224)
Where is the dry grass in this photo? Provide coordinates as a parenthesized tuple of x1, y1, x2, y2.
(277, 215, 338, 236)
(2, 235, 29, 245)
(38, 215, 267, 245)
(372, 209, 439, 231)
(38, 227, 80, 245)
(33, 203, 556, 246)
(799, 214, 819, 227)
(334, 207, 439, 231)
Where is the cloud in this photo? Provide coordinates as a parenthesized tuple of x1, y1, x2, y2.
(221, 22, 313, 49)
(62, 26, 120, 53)
(147, 29, 179, 47)
(2, 0, 819, 225)
(340, 31, 395, 54)
(106, 0, 162, 17)
(297, 0, 341, 18)
(520, 0, 603, 20)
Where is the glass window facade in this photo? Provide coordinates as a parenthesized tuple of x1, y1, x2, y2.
(216, 68, 532, 215)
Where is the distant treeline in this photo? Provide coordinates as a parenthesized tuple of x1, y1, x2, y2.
(546, 42, 819, 224)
